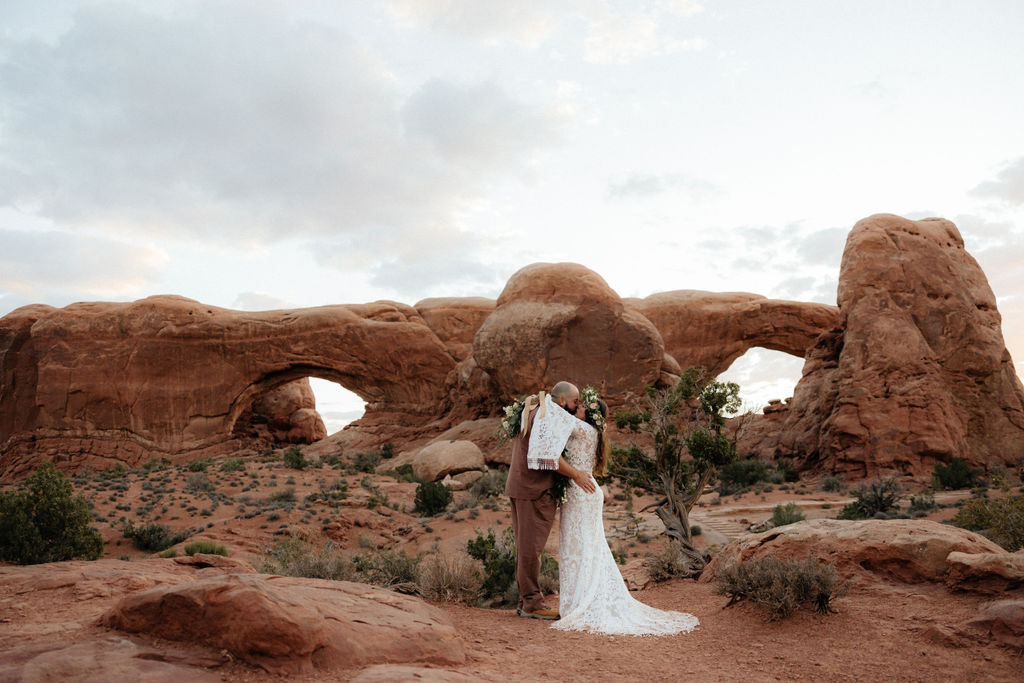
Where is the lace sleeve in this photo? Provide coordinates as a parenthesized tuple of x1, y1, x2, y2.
(527, 395, 575, 470)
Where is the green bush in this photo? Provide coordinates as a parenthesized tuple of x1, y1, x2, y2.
(771, 502, 806, 527)
(644, 540, 706, 582)
(283, 446, 308, 470)
(908, 489, 938, 516)
(820, 475, 847, 493)
(0, 462, 104, 564)
(933, 457, 981, 491)
(123, 521, 188, 552)
(414, 481, 453, 516)
(220, 458, 245, 472)
(713, 555, 843, 620)
(467, 527, 518, 604)
(774, 459, 800, 483)
(717, 458, 769, 495)
(836, 478, 902, 520)
(352, 450, 382, 473)
(468, 469, 507, 500)
(186, 459, 209, 472)
(951, 495, 1024, 551)
(184, 539, 228, 556)
(186, 472, 215, 493)
(382, 463, 422, 483)
(261, 534, 355, 581)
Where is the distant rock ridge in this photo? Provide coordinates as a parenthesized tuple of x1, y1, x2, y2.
(2, 213, 1022, 479)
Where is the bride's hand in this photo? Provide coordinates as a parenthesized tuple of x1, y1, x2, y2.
(573, 470, 597, 493)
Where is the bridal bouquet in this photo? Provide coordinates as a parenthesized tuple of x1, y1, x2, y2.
(498, 395, 529, 444)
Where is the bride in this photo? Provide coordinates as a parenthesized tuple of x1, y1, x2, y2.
(553, 388, 699, 636)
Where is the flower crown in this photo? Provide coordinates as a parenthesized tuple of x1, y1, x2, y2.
(580, 385, 606, 431)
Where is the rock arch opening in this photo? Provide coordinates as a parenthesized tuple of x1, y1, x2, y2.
(229, 366, 370, 446)
(717, 347, 805, 412)
(308, 378, 366, 436)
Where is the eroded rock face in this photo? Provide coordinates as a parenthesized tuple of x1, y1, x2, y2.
(473, 263, 668, 401)
(0, 296, 456, 477)
(101, 573, 465, 675)
(771, 215, 1024, 477)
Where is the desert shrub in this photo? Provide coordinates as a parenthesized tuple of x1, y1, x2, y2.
(0, 462, 105, 564)
(306, 479, 348, 504)
(123, 521, 188, 552)
(186, 459, 209, 472)
(645, 540, 707, 583)
(820, 475, 847, 493)
(468, 469, 507, 501)
(773, 459, 800, 483)
(717, 458, 769, 495)
(713, 555, 843, 620)
(261, 534, 356, 580)
(353, 548, 422, 591)
(220, 458, 245, 472)
(282, 446, 308, 470)
(184, 539, 228, 556)
(908, 489, 938, 516)
(467, 527, 517, 602)
(142, 458, 170, 472)
(771, 502, 805, 528)
(836, 478, 902, 520)
(414, 481, 453, 516)
(186, 472, 215, 493)
(269, 487, 297, 504)
(933, 457, 981, 491)
(416, 552, 484, 604)
(159, 548, 178, 558)
(690, 525, 702, 537)
(382, 463, 422, 483)
(951, 495, 1024, 551)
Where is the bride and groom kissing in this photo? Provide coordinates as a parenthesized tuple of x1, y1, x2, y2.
(504, 381, 698, 636)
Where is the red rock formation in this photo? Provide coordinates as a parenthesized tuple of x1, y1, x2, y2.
(700, 518, 1007, 584)
(473, 263, 668, 401)
(233, 378, 326, 443)
(767, 215, 1024, 477)
(102, 573, 465, 674)
(0, 296, 455, 477)
(627, 291, 838, 378)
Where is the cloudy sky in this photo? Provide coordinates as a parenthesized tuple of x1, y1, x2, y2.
(2, 1, 1022, 432)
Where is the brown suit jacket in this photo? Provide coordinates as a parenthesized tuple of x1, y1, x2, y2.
(504, 407, 556, 499)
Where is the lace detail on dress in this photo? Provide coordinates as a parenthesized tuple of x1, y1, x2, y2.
(553, 419, 699, 637)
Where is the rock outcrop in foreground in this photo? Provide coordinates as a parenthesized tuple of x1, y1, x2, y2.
(1, 213, 1021, 478)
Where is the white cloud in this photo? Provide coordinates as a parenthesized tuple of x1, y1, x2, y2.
(383, 0, 555, 47)
(971, 157, 1024, 205)
(0, 3, 559, 251)
(231, 292, 297, 311)
(607, 172, 718, 199)
(0, 228, 165, 297)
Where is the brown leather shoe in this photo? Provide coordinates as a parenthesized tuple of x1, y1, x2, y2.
(517, 607, 560, 621)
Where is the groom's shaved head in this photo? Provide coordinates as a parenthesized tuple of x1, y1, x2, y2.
(551, 381, 579, 402)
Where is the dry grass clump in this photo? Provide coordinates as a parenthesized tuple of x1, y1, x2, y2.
(260, 533, 356, 581)
(713, 555, 845, 620)
(416, 552, 484, 604)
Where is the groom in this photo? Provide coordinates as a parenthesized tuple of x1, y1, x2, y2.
(505, 380, 596, 620)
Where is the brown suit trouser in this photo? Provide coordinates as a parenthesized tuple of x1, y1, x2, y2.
(509, 493, 557, 612)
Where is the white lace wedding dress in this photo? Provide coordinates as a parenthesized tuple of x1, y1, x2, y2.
(553, 418, 699, 636)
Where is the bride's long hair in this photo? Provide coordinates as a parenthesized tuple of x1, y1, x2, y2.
(586, 398, 610, 476)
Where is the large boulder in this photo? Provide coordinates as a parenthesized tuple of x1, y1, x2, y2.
(945, 551, 1024, 594)
(101, 573, 465, 675)
(701, 519, 1007, 584)
(413, 440, 486, 482)
(473, 263, 667, 400)
(233, 378, 327, 443)
(772, 215, 1024, 477)
(415, 297, 495, 362)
